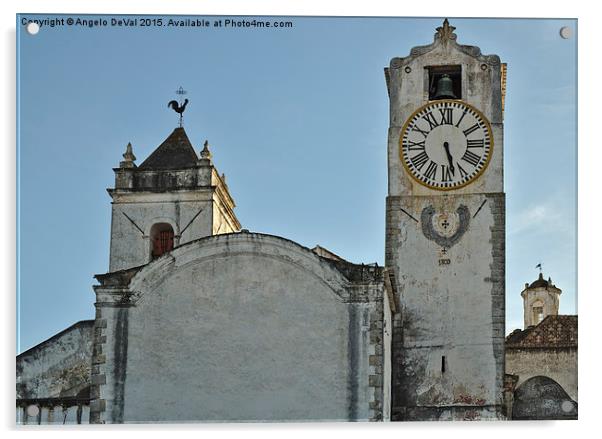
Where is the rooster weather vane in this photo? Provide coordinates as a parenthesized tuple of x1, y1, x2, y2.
(168, 86, 189, 127)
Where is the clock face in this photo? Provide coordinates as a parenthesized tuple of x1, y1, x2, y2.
(400, 99, 493, 190)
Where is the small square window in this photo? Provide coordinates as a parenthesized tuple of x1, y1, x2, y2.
(428, 65, 462, 100)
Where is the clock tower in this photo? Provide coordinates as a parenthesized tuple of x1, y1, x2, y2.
(385, 20, 505, 420)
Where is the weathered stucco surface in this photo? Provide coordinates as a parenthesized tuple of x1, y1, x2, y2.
(109, 192, 213, 271)
(17, 321, 93, 400)
(506, 348, 577, 402)
(387, 194, 505, 420)
(16, 321, 93, 425)
(92, 233, 385, 423)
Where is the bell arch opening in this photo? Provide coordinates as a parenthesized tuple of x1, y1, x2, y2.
(427, 65, 462, 100)
(150, 223, 175, 260)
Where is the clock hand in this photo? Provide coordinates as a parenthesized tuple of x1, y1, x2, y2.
(443, 142, 455, 173)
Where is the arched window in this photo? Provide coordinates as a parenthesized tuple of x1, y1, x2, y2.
(532, 300, 544, 325)
(150, 223, 174, 259)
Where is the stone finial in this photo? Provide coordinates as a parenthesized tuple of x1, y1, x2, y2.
(200, 140, 212, 160)
(220, 172, 229, 189)
(435, 18, 457, 42)
(120, 142, 137, 168)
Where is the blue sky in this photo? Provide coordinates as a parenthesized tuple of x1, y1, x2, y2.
(16, 15, 577, 352)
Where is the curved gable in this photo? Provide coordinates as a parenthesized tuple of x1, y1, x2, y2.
(128, 232, 351, 303)
(115, 232, 373, 422)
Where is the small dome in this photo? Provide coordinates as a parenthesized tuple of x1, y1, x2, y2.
(528, 273, 550, 289)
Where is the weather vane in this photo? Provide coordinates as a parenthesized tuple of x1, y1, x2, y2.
(535, 263, 543, 273)
(168, 86, 189, 127)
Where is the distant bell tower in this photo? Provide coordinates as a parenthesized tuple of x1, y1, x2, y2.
(107, 92, 240, 271)
(384, 20, 506, 421)
(521, 273, 562, 328)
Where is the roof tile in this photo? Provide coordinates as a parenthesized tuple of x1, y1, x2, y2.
(506, 315, 577, 348)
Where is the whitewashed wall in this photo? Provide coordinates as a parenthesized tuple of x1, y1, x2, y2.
(93, 233, 384, 423)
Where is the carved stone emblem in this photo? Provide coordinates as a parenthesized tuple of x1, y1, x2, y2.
(421, 205, 470, 248)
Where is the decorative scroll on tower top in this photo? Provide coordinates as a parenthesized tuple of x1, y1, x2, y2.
(435, 19, 457, 42)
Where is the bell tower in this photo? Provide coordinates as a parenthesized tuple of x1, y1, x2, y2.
(108, 125, 240, 272)
(521, 273, 562, 328)
(384, 20, 506, 420)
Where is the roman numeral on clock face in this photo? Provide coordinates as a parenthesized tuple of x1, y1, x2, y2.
(411, 125, 430, 138)
(438, 108, 453, 125)
(424, 161, 437, 180)
(455, 110, 467, 128)
(422, 112, 440, 130)
(463, 123, 480, 136)
(457, 163, 469, 178)
(467, 139, 484, 148)
(441, 164, 454, 182)
(461, 149, 482, 167)
(407, 139, 426, 151)
(411, 151, 429, 170)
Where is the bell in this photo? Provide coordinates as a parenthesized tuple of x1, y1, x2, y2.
(433, 74, 457, 99)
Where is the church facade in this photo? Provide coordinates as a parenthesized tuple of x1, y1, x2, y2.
(16, 20, 575, 424)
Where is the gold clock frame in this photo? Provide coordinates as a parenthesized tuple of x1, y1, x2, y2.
(399, 99, 494, 191)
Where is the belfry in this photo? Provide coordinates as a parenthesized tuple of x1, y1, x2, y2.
(384, 18, 506, 420)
